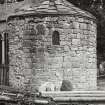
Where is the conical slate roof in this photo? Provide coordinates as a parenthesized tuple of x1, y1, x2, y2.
(8, 0, 95, 19)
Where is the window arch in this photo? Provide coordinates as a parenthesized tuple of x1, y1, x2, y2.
(52, 31, 60, 45)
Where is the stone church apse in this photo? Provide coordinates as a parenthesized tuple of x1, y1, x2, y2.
(6, 0, 97, 91)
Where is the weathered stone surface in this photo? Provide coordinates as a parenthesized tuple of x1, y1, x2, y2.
(6, 15, 97, 91)
(0, 0, 97, 91)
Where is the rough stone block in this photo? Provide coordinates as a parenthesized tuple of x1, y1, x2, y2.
(72, 22, 79, 29)
(79, 23, 88, 30)
(72, 62, 80, 68)
(83, 30, 89, 35)
(78, 18, 84, 22)
(72, 39, 80, 45)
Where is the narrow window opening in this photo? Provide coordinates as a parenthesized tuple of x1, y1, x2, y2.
(52, 31, 60, 45)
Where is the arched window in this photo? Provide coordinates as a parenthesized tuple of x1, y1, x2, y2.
(0, 32, 9, 86)
(52, 31, 60, 45)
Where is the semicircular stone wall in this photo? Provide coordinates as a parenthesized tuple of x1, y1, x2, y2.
(8, 15, 97, 91)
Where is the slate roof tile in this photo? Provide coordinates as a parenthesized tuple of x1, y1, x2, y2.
(0, 0, 95, 21)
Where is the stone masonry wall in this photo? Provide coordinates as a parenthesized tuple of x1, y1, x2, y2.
(8, 15, 97, 91)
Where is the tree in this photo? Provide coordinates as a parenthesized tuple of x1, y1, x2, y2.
(0, 0, 5, 4)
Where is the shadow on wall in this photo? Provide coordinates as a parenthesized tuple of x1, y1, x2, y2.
(60, 80, 73, 91)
